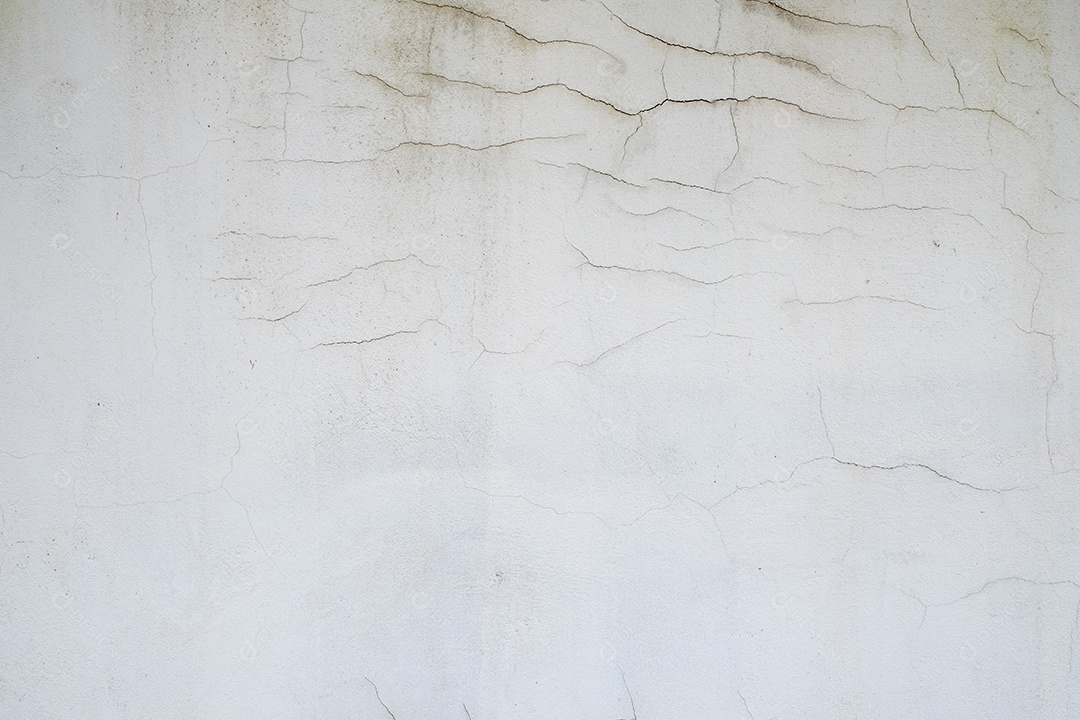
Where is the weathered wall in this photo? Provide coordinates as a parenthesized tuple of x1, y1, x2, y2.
(2, 0, 1079, 717)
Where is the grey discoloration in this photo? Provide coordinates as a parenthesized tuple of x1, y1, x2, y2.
(2, 0, 1079, 717)
(742, 0, 893, 32)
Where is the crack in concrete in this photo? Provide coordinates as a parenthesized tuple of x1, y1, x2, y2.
(281, 8, 312, 159)
(905, 0, 937, 63)
(620, 671, 638, 720)
(73, 407, 280, 568)
(309, 319, 446, 350)
(1011, 320, 1059, 471)
(366, 677, 398, 720)
(408, 0, 616, 59)
(238, 303, 308, 323)
(737, 688, 755, 719)
(302, 255, 434, 289)
(787, 295, 951, 312)
(745, 0, 894, 31)
(556, 319, 680, 368)
(712, 452, 1021, 511)
(818, 386, 835, 455)
(568, 235, 786, 289)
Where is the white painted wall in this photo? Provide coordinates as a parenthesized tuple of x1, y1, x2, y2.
(2, 0, 1079, 717)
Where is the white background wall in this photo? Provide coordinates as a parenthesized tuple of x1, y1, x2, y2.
(2, 0, 1079, 717)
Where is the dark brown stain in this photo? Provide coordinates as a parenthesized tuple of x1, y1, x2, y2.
(739, 0, 834, 34)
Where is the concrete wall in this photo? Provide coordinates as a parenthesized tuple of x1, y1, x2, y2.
(2, 0, 1079, 717)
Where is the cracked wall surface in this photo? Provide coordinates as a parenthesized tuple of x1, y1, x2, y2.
(1, 0, 1079, 717)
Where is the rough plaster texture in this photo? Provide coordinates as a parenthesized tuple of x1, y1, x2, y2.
(2, 0, 1080, 717)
